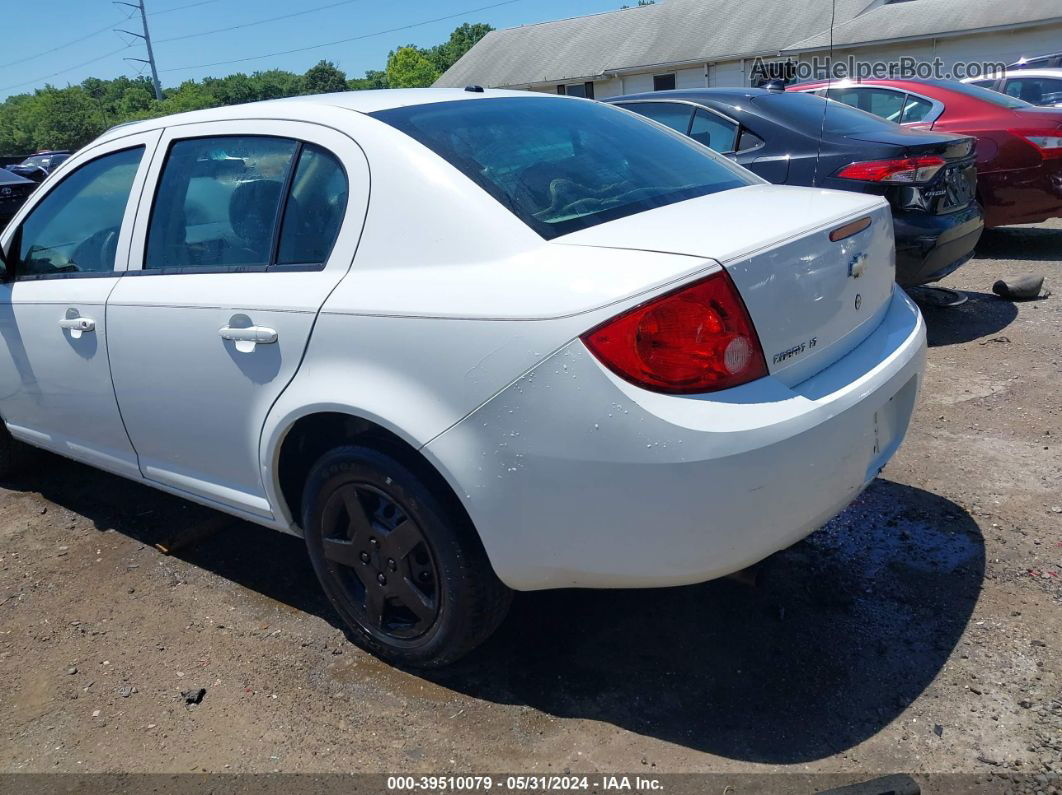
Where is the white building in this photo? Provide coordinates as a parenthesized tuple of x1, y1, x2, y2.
(435, 0, 1062, 98)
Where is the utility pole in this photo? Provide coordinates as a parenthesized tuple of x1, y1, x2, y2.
(116, 0, 163, 100)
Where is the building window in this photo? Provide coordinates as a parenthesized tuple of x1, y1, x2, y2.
(560, 81, 595, 99)
(653, 74, 676, 91)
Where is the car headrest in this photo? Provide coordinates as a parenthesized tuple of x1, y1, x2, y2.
(229, 179, 283, 244)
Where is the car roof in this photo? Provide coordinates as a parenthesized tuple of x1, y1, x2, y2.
(609, 87, 772, 103)
(965, 68, 1062, 80)
(96, 88, 551, 143)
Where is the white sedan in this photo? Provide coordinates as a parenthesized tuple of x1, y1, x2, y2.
(0, 89, 925, 667)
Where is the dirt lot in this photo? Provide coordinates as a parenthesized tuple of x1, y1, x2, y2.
(0, 222, 1059, 789)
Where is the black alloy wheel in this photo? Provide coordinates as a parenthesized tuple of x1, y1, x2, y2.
(319, 482, 439, 638)
(302, 445, 511, 667)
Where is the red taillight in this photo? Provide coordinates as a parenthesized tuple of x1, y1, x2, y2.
(1015, 128, 1062, 159)
(581, 271, 767, 394)
(836, 155, 946, 183)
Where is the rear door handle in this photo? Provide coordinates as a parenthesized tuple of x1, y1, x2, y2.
(219, 325, 278, 344)
(59, 316, 95, 333)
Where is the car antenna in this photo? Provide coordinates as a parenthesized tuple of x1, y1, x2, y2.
(812, 0, 837, 188)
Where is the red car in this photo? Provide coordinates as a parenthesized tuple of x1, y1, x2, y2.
(791, 79, 1062, 227)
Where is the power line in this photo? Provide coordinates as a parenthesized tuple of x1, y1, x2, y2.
(156, 0, 368, 44)
(0, 45, 132, 94)
(0, 17, 130, 71)
(149, 0, 220, 15)
(162, 0, 521, 72)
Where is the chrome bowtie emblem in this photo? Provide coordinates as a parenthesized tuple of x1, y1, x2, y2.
(849, 253, 867, 279)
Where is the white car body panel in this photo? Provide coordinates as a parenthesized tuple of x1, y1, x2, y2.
(426, 288, 924, 590)
(0, 129, 162, 479)
(559, 184, 896, 385)
(0, 89, 927, 592)
(106, 118, 371, 518)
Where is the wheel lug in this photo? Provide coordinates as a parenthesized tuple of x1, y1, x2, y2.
(377, 573, 387, 585)
(388, 559, 397, 572)
(419, 571, 430, 582)
(369, 538, 379, 547)
(359, 552, 370, 563)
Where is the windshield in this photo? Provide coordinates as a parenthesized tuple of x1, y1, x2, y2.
(371, 97, 754, 239)
(19, 155, 49, 167)
(928, 80, 1035, 109)
(764, 91, 905, 134)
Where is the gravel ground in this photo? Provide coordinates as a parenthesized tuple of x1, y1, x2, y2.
(0, 221, 1059, 790)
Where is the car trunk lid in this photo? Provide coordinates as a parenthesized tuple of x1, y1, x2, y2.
(840, 131, 978, 215)
(557, 183, 896, 386)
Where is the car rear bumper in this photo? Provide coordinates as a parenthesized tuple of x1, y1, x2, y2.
(893, 204, 983, 285)
(425, 287, 926, 591)
(979, 159, 1062, 227)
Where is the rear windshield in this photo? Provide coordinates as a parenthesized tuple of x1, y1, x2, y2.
(371, 97, 754, 239)
(926, 79, 1035, 109)
(763, 92, 903, 134)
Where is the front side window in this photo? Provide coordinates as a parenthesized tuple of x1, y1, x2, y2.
(622, 102, 693, 134)
(689, 108, 738, 152)
(371, 97, 754, 240)
(1005, 77, 1062, 106)
(14, 146, 144, 279)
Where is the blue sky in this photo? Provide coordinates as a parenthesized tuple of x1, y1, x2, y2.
(1, 0, 624, 100)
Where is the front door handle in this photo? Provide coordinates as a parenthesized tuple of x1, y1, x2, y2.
(219, 325, 278, 344)
(59, 316, 95, 333)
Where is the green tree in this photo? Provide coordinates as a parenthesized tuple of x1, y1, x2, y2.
(386, 46, 439, 88)
(303, 60, 348, 95)
(253, 69, 304, 100)
(426, 22, 494, 73)
(0, 21, 497, 153)
(348, 69, 389, 91)
(24, 87, 106, 151)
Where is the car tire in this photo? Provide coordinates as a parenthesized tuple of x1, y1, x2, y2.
(302, 444, 511, 668)
(0, 421, 31, 480)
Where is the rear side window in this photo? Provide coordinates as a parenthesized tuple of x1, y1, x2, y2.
(371, 97, 753, 240)
(900, 95, 935, 123)
(620, 102, 693, 134)
(840, 87, 906, 122)
(14, 146, 144, 278)
(277, 144, 348, 266)
(761, 91, 905, 135)
(145, 136, 347, 271)
(689, 109, 738, 152)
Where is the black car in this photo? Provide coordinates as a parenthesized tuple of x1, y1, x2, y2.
(7, 150, 71, 183)
(0, 167, 36, 229)
(608, 88, 983, 286)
